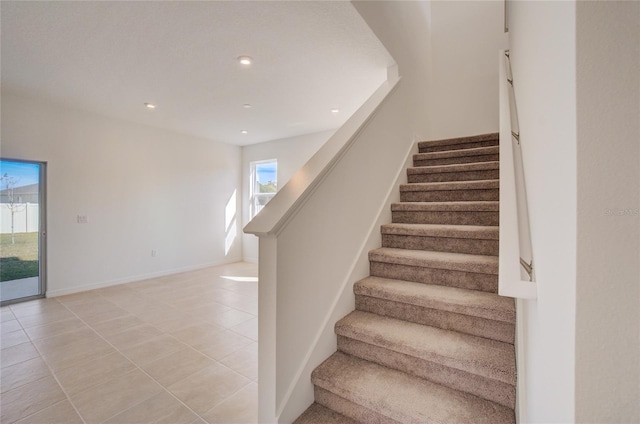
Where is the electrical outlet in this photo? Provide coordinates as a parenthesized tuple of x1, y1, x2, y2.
(77, 215, 88, 224)
(151, 249, 157, 257)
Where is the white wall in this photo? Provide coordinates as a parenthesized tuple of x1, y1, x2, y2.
(1, 92, 242, 296)
(575, 1, 640, 421)
(241, 131, 332, 262)
(352, 0, 430, 141)
(509, 2, 577, 422)
(427, 1, 509, 140)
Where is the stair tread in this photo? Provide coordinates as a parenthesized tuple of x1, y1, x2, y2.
(312, 351, 515, 424)
(336, 310, 515, 384)
(294, 403, 358, 424)
(391, 200, 499, 211)
(418, 133, 499, 149)
(355, 276, 514, 323)
(400, 179, 499, 192)
(381, 223, 499, 240)
(369, 247, 498, 275)
(408, 161, 499, 174)
(414, 145, 499, 159)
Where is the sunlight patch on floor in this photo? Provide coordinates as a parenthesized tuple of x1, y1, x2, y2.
(221, 276, 258, 283)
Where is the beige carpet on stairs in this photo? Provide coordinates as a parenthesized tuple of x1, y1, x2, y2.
(294, 133, 516, 424)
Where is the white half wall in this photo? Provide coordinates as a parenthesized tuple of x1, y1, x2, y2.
(1, 91, 242, 296)
(508, 2, 577, 422)
(241, 130, 332, 262)
(575, 1, 640, 421)
(426, 0, 508, 140)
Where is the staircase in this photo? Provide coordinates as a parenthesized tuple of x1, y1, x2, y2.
(294, 133, 516, 424)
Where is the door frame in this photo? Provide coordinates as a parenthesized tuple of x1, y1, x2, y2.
(0, 158, 47, 306)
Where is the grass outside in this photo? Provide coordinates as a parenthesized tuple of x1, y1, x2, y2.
(0, 232, 39, 282)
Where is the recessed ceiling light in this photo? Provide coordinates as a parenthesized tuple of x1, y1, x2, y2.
(237, 56, 253, 65)
(331, 108, 340, 114)
(243, 104, 252, 109)
(241, 130, 248, 134)
(144, 103, 156, 109)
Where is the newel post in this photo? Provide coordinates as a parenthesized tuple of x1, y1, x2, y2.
(258, 235, 278, 423)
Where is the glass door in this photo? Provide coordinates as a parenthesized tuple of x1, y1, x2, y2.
(0, 159, 46, 305)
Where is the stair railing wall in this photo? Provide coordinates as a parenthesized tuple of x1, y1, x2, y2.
(245, 64, 426, 423)
(498, 49, 537, 299)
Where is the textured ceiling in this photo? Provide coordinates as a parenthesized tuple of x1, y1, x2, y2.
(1, 1, 393, 146)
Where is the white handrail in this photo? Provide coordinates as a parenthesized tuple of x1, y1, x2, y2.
(244, 66, 400, 237)
(499, 50, 537, 299)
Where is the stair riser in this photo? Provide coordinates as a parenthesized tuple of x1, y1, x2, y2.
(314, 387, 400, 424)
(408, 169, 499, 183)
(414, 154, 499, 167)
(400, 189, 499, 202)
(392, 211, 499, 226)
(419, 140, 498, 153)
(370, 262, 498, 293)
(382, 234, 498, 256)
(355, 295, 514, 344)
(337, 336, 515, 409)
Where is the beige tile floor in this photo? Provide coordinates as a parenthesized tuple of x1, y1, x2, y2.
(0, 262, 258, 424)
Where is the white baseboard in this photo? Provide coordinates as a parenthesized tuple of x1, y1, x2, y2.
(45, 256, 244, 298)
(515, 298, 528, 423)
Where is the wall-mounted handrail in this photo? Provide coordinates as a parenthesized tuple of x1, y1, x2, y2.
(505, 51, 520, 144)
(499, 50, 536, 299)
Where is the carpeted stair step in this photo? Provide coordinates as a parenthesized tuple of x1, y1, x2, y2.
(335, 310, 516, 408)
(294, 403, 358, 424)
(295, 133, 515, 424)
(381, 223, 499, 255)
(414, 146, 499, 167)
(354, 276, 514, 343)
(400, 180, 499, 202)
(418, 133, 499, 153)
(369, 247, 498, 292)
(407, 161, 499, 183)
(392, 201, 499, 226)
(311, 351, 515, 424)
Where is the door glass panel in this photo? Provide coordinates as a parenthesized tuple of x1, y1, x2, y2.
(0, 159, 45, 304)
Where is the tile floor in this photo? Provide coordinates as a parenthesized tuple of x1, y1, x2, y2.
(0, 262, 258, 424)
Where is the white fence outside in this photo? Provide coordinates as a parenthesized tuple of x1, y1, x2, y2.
(0, 203, 39, 234)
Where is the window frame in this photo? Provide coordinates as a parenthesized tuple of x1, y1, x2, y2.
(249, 159, 277, 219)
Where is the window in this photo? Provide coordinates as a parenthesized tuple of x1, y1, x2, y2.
(250, 159, 277, 219)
